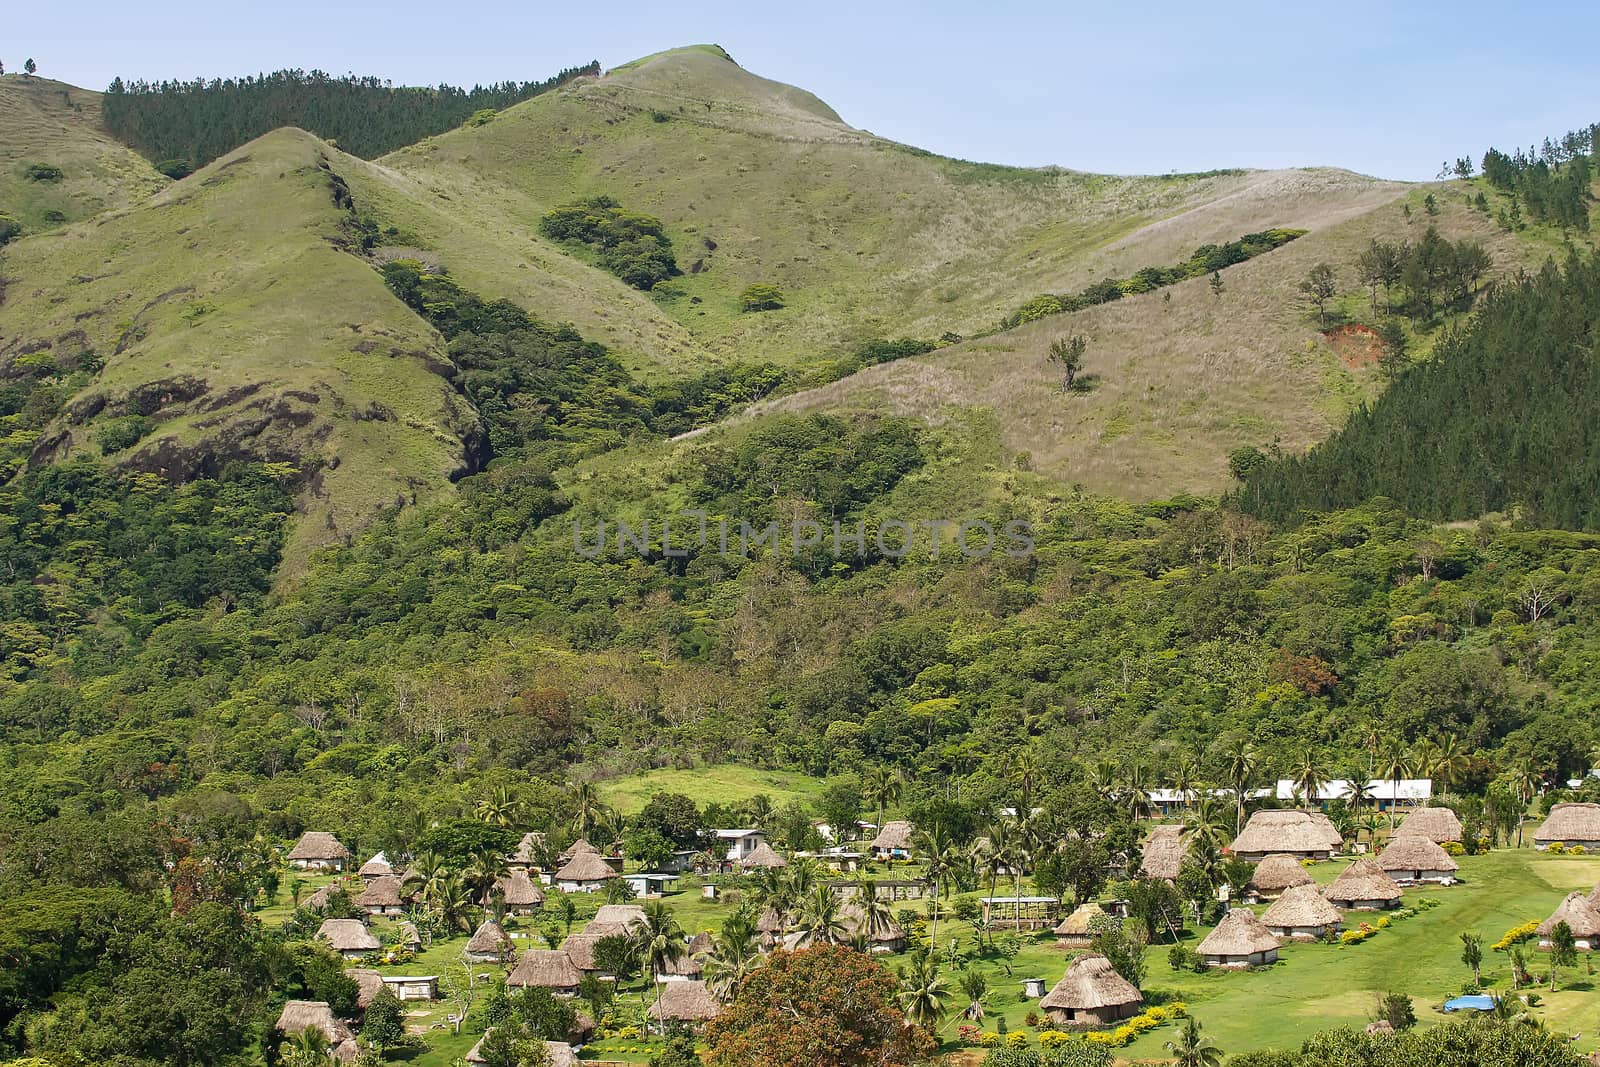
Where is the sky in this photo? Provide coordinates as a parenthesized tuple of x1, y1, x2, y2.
(6, 0, 1599, 180)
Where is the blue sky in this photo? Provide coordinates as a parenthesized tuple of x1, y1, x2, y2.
(7, 0, 1598, 180)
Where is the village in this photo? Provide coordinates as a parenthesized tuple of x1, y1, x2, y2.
(263, 780, 1600, 1065)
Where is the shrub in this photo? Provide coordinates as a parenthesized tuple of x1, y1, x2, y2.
(539, 195, 679, 290)
(1547, 842, 1567, 855)
(1571, 845, 1587, 855)
(24, 162, 64, 182)
(467, 108, 498, 126)
(1443, 841, 1466, 856)
(0, 213, 21, 246)
(155, 158, 193, 179)
(41, 209, 67, 224)
(739, 283, 785, 312)
(1492, 920, 1540, 952)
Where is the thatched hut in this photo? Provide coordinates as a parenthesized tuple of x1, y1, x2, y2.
(1197, 908, 1281, 968)
(396, 920, 422, 951)
(664, 931, 714, 979)
(1139, 825, 1189, 881)
(507, 949, 581, 994)
(302, 884, 336, 912)
(1229, 810, 1341, 862)
(647, 980, 722, 1025)
(840, 902, 907, 952)
(1053, 903, 1107, 948)
(467, 1035, 579, 1065)
(1535, 803, 1600, 851)
(464, 919, 514, 963)
(1376, 834, 1459, 885)
(508, 831, 546, 869)
(559, 838, 600, 863)
(1261, 884, 1342, 941)
(739, 841, 789, 870)
(1039, 953, 1143, 1026)
(274, 1000, 355, 1049)
(347, 968, 386, 1010)
(555, 850, 618, 893)
(355, 875, 407, 916)
(357, 851, 394, 880)
(1394, 806, 1463, 844)
(286, 832, 352, 870)
(1538, 891, 1600, 950)
(1245, 854, 1315, 901)
(870, 820, 915, 859)
(1322, 858, 1404, 910)
(317, 918, 380, 959)
(490, 868, 546, 915)
(592, 904, 646, 931)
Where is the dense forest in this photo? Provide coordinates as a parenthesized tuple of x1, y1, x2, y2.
(101, 63, 599, 170)
(1236, 252, 1600, 528)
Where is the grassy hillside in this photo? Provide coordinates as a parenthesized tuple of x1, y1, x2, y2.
(0, 128, 477, 567)
(755, 183, 1565, 499)
(0, 74, 168, 232)
(377, 46, 1407, 378)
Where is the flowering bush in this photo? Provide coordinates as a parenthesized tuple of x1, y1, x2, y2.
(1007, 1032, 1030, 1048)
(1376, 916, 1391, 929)
(1548, 842, 1568, 855)
(1039, 1031, 1071, 1048)
(1572, 845, 1588, 855)
(958, 1025, 983, 1046)
(979, 1031, 1003, 1047)
(1493, 920, 1540, 951)
(1443, 841, 1467, 856)
(615, 1025, 641, 1039)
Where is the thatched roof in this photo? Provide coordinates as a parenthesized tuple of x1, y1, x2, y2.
(397, 920, 421, 949)
(1229, 810, 1341, 855)
(1536, 803, 1600, 844)
(1377, 834, 1459, 874)
(1039, 952, 1142, 1011)
(560, 933, 603, 971)
(1323, 858, 1403, 904)
(275, 1000, 354, 1044)
(302, 884, 335, 912)
(555, 850, 616, 883)
(1248, 854, 1315, 894)
(1394, 806, 1463, 844)
(756, 906, 786, 933)
(1054, 902, 1107, 937)
(559, 838, 600, 863)
(509, 831, 546, 866)
(287, 832, 351, 862)
(740, 841, 789, 869)
(592, 904, 646, 930)
(1539, 891, 1600, 939)
(1261, 884, 1342, 929)
(840, 902, 905, 943)
(316, 918, 380, 953)
(647, 980, 722, 1021)
(1197, 908, 1281, 957)
(358, 852, 393, 878)
(356, 875, 406, 909)
(1139, 824, 1189, 880)
(871, 820, 915, 851)
(508, 949, 581, 989)
(468, 1035, 579, 1066)
(465, 919, 513, 958)
(347, 968, 385, 1009)
(687, 930, 714, 955)
(494, 868, 545, 907)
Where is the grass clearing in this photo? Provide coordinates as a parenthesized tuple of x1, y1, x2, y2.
(593, 763, 826, 815)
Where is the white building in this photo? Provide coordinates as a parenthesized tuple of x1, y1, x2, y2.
(714, 829, 767, 863)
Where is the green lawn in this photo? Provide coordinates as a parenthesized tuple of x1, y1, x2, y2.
(593, 763, 826, 816)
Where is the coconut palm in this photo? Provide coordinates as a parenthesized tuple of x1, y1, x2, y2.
(897, 953, 950, 1032)
(1221, 739, 1259, 835)
(1165, 1016, 1223, 1067)
(702, 912, 761, 1000)
(792, 883, 846, 947)
(957, 966, 989, 1021)
(852, 877, 896, 940)
(1291, 750, 1327, 810)
(632, 899, 687, 1033)
(1087, 758, 1120, 798)
(862, 765, 902, 842)
(1183, 796, 1230, 856)
(1378, 746, 1412, 830)
(1510, 762, 1539, 846)
(1170, 755, 1201, 810)
(474, 785, 519, 827)
(283, 1028, 331, 1067)
(429, 870, 474, 933)
(1410, 739, 1441, 790)
(1434, 734, 1470, 793)
(744, 794, 775, 831)
(1346, 775, 1376, 818)
(915, 823, 954, 944)
(979, 818, 1016, 910)
(1009, 744, 1042, 816)
(568, 780, 601, 838)
(1120, 761, 1153, 821)
(464, 846, 507, 905)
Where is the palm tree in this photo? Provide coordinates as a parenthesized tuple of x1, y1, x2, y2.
(1183, 796, 1230, 857)
(1170, 755, 1200, 811)
(633, 900, 687, 1033)
(283, 1028, 331, 1067)
(1292, 750, 1326, 811)
(1434, 734, 1469, 793)
(793, 883, 846, 947)
(852, 877, 896, 940)
(1222, 739, 1259, 835)
(1346, 775, 1375, 819)
(464, 846, 507, 906)
(1165, 1016, 1223, 1067)
(915, 823, 953, 945)
(569, 781, 601, 838)
(1120, 761, 1153, 821)
(702, 911, 761, 1000)
(744, 794, 775, 832)
(862, 765, 902, 841)
(1009, 744, 1042, 816)
(1510, 762, 1539, 847)
(1410, 739, 1441, 791)
(1087, 758, 1119, 798)
(475, 785, 519, 827)
(979, 818, 1016, 910)
(1359, 814, 1383, 847)
(1378, 746, 1412, 831)
(957, 967, 988, 1021)
(429, 871, 473, 933)
(897, 953, 949, 1032)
